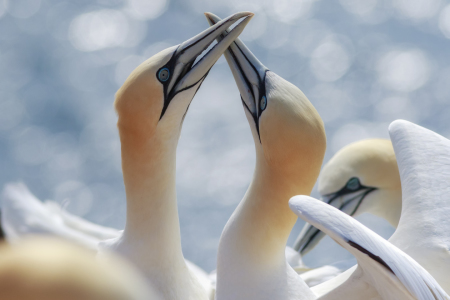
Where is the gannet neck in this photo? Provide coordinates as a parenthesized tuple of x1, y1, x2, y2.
(216, 160, 318, 300)
(114, 103, 201, 300)
(369, 188, 402, 227)
(216, 78, 325, 299)
(221, 71, 327, 264)
(119, 126, 181, 256)
(230, 162, 311, 257)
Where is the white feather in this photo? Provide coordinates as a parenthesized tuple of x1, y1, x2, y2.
(290, 195, 449, 300)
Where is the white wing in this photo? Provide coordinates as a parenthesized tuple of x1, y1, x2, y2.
(1, 182, 212, 293)
(388, 120, 450, 293)
(290, 195, 449, 300)
(300, 265, 342, 287)
(1, 182, 104, 249)
(43, 201, 120, 240)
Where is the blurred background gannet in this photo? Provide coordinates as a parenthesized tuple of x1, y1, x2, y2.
(2, 11, 254, 300)
(0, 237, 156, 300)
(294, 139, 401, 256)
(1, 182, 214, 293)
(2, 182, 119, 249)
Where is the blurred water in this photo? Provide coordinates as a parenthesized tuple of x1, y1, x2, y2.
(0, 0, 449, 271)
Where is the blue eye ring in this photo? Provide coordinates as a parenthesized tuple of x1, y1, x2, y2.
(260, 96, 267, 111)
(346, 177, 360, 191)
(158, 68, 170, 82)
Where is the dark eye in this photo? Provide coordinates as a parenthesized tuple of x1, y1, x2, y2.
(346, 177, 360, 191)
(158, 68, 170, 82)
(260, 96, 267, 110)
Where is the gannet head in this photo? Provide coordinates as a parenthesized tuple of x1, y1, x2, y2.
(114, 12, 253, 143)
(205, 13, 326, 194)
(294, 139, 401, 255)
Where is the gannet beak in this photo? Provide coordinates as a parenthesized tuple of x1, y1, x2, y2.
(205, 12, 268, 138)
(293, 220, 325, 256)
(160, 11, 254, 119)
(293, 187, 377, 255)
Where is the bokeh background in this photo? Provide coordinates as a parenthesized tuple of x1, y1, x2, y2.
(1, 0, 449, 271)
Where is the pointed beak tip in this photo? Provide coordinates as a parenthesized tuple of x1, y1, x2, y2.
(236, 11, 254, 18)
(204, 12, 254, 26)
(204, 12, 215, 23)
(236, 12, 254, 21)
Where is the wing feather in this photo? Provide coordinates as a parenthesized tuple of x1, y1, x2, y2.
(290, 195, 449, 300)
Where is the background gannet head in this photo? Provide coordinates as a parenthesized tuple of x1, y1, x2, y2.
(0, 237, 157, 300)
(114, 12, 253, 144)
(294, 139, 401, 255)
(206, 13, 326, 195)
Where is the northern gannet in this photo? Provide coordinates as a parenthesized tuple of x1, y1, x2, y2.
(205, 13, 448, 300)
(0, 237, 156, 300)
(1, 11, 254, 300)
(205, 12, 325, 300)
(299, 120, 450, 298)
(294, 139, 401, 256)
(295, 122, 450, 294)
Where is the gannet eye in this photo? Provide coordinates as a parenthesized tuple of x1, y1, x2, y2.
(346, 177, 360, 191)
(260, 96, 267, 111)
(158, 68, 170, 82)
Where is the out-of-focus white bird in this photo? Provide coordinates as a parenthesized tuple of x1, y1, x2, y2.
(0, 237, 158, 300)
(1, 12, 254, 300)
(294, 139, 401, 255)
(2, 182, 120, 249)
(205, 13, 446, 300)
(1, 182, 221, 294)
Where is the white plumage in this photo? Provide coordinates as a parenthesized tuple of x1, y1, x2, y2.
(307, 120, 450, 299)
(388, 120, 450, 293)
(2, 182, 119, 249)
(290, 195, 448, 300)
